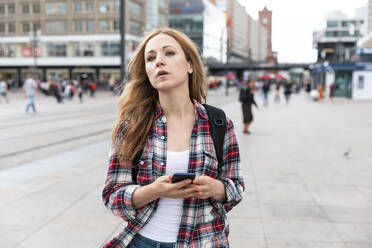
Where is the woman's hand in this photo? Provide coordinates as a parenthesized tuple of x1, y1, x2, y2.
(152, 175, 197, 199)
(133, 175, 196, 209)
(191, 176, 227, 203)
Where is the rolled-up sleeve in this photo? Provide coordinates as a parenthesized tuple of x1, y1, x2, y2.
(102, 129, 140, 222)
(219, 117, 245, 212)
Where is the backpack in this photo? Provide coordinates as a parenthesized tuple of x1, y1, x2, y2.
(131, 104, 227, 183)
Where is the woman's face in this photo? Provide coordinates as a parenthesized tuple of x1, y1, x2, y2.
(144, 33, 193, 92)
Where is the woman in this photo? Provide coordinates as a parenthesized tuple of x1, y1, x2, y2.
(102, 28, 244, 248)
(239, 80, 257, 134)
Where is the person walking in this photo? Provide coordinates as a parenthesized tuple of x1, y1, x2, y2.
(262, 80, 270, 106)
(329, 82, 337, 102)
(77, 84, 83, 103)
(49, 80, 63, 103)
(273, 81, 281, 103)
(102, 28, 244, 248)
(0, 77, 9, 104)
(239, 80, 258, 134)
(23, 74, 38, 113)
(284, 81, 293, 104)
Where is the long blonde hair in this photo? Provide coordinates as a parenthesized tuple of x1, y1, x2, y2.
(112, 28, 207, 165)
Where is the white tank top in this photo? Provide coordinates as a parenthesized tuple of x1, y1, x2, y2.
(138, 149, 190, 242)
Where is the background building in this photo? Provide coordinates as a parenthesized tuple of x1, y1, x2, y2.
(258, 7, 275, 63)
(169, 0, 227, 63)
(0, 0, 169, 86)
(215, 0, 248, 63)
(313, 10, 365, 63)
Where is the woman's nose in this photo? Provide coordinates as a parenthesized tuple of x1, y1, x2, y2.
(156, 54, 165, 67)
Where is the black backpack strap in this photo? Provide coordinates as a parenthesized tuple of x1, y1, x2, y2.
(132, 150, 142, 183)
(203, 104, 227, 176)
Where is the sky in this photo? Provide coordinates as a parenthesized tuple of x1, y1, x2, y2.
(238, 0, 368, 63)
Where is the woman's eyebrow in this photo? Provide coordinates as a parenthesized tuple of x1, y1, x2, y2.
(146, 45, 176, 55)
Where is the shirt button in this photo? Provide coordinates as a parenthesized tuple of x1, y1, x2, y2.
(160, 162, 164, 166)
(160, 136, 165, 140)
(140, 161, 144, 165)
(161, 116, 167, 123)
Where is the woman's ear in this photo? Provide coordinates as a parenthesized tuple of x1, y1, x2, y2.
(187, 61, 193, 74)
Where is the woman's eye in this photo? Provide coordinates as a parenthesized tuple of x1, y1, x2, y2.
(147, 56, 155, 62)
(166, 51, 175, 56)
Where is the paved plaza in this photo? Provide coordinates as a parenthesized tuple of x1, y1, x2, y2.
(0, 89, 372, 248)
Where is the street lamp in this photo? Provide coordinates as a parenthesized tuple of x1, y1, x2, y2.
(120, 0, 126, 84)
(29, 29, 40, 81)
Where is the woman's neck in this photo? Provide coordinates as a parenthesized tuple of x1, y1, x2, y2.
(158, 89, 194, 121)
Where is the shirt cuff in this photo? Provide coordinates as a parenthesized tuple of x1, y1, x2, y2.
(118, 184, 141, 220)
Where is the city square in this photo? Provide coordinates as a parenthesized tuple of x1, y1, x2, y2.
(0, 90, 371, 247)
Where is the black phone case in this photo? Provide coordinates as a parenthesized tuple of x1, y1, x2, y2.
(172, 173, 195, 183)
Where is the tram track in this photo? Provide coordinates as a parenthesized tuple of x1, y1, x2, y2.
(0, 128, 111, 160)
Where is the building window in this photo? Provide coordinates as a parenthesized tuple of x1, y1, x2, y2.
(0, 5, 4, 15)
(74, 21, 83, 32)
(8, 23, 15, 33)
(33, 23, 40, 31)
(101, 42, 120, 56)
(129, 1, 142, 16)
(0, 44, 16, 57)
(46, 2, 67, 15)
(86, 1, 94, 12)
(23, 23, 30, 32)
(100, 1, 110, 13)
(33, 4, 40, 13)
(129, 21, 142, 35)
(0, 23, 5, 33)
(113, 0, 119, 12)
(47, 21, 67, 33)
(113, 20, 119, 31)
(47, 43, 67, 57)
(8, 4, 15, 14)
(22, 4, 29, 14)
(82, 43, 94, 56)
(73, 2, 82, 13)
(100, 20, 110, 31)
(86, 20, 94, 32)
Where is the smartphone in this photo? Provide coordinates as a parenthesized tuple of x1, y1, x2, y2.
(171, 173, 196, 183)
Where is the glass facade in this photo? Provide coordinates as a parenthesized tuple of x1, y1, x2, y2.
(169, 0, 226, 62)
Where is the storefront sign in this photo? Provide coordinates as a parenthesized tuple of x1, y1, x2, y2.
(22, 46, 41, 57)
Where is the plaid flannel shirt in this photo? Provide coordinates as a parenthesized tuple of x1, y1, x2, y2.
(102, 101, 245, 248)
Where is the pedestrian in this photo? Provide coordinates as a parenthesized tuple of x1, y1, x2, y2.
(284, 81, 292, 104)
(318, 84, 324, 100)
(64, 82, 71, 101)
(49, 80, 63, 103)
(329, 82, 337, 102)
(89, 81, 97, 97)
(23, 74, 38, 113)
(239, 80, 258, 134)
(262, 80, 270, 106)
(0, 76, 9, 103)
(102, 28, 244, 248)
(77, 84, 83, 103)
(273, 81, 281, 103)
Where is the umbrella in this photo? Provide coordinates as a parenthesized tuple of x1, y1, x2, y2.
(259, 73, 275, 80)
(275, 74, 288, 80)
